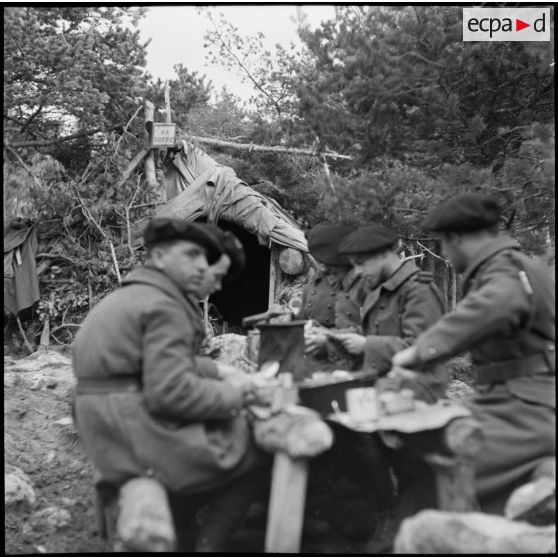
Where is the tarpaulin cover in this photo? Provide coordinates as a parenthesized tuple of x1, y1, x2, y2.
(159, 141, 308, 252)
(4, 218, 40, 315)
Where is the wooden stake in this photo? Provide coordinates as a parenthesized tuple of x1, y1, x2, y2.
(15, 315, 34, 354)
(109, 240, 122, 285)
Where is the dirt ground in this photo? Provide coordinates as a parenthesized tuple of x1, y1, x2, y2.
(4, 346, 474, 555)
(4, 348, 106, 555)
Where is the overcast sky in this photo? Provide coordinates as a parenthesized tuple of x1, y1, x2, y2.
(137, 5, 336, 103)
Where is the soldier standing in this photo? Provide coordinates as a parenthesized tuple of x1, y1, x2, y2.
(392, 193, 556, 512)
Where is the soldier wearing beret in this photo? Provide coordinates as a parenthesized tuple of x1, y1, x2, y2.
(392, 193, 555, 512)
(298, 223, 364, 371)
(72, 218, 270, 551)
(337, 223, 447, 401)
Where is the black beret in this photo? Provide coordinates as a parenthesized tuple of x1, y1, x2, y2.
(307, 223, 355, 266)
(213, 229, 246, 282)
(143, 218, 222, 265)
(338, 224, 398, 256)
(422, 193, 501, 232)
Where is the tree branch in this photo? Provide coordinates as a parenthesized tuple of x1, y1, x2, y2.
(4, 125, 121, 148)
(180, 134, 353, 160)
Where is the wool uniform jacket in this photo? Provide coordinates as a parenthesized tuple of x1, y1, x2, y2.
(412, 236, 555, 511)
(297, 268, 363, 372)
(72, 266, 262, 494)
(360, 260, 447, 401)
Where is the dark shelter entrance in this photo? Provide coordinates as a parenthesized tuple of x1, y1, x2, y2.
(206, 220, 270, 331)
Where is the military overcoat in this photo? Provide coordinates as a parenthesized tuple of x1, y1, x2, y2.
(297, 267, 363, 371)
(413, 236, 555, 509)
(72, 267, 262, 494)
(360, 260, 447, 400)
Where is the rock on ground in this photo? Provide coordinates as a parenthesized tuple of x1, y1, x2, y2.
(5, 465, 36, 509)
(394, 509, 556, 554)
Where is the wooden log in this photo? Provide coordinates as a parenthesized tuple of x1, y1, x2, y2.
(424, 453, 478, 512)
(113, 477, 176, 552)
(278, 248, 305, 275)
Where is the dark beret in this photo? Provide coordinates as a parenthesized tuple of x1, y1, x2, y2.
(307, 223, 356, 266)
(143, 218, 222, 265)
(213, 229, 246, 282)
(422, 193, 501, 232)
(338, 224, 398, 256)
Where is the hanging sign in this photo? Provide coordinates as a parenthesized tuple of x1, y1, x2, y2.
(151, 123, 176, 147)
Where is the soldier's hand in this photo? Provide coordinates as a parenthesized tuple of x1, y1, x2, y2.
(305, 332, 327, 356)
(391, 345, 419, 368)
(335, 333, 366, 354)
(216, 362, 245, 379)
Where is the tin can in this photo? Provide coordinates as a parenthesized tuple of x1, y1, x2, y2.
(346, 387, 379, 422)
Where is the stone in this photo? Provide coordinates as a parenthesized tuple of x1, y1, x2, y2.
(5, 467, 36, 509)
(505, 477, 555, 525)
(31, 507, 72, 529)
(394, 509, 556, 554)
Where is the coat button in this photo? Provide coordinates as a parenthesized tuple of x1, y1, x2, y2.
(427, 348, 437, 356)
(146, 468, 155, 477)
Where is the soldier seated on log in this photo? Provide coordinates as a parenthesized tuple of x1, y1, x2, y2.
(392, 193, 556, 514)
(298, 223, 364, 373)
(72, 218, 271, 552)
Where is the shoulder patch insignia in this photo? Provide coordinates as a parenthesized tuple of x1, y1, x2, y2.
(518, 270, 533, 296)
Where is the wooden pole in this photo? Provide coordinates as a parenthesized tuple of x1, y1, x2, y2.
(165, 81, 171, 124)
(144, 100, 158, 192)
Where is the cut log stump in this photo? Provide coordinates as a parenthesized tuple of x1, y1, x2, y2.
(113, 477, 176, 552)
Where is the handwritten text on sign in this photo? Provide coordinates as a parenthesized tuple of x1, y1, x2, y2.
(151, 123, 176, 147)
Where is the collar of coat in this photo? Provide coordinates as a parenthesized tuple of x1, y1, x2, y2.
(461, 235, 520, 288)
(373, 259, 418, 293)
(314, 268, 352, 290)
(121, 266, 200, 311)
